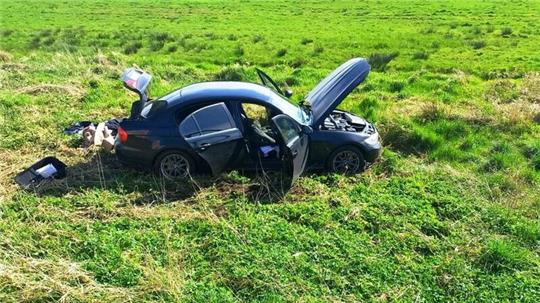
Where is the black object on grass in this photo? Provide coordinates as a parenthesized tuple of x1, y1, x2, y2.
(15, 156, 67, 190)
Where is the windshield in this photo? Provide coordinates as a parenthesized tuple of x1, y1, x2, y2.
(255, 69, 309, 124)
(270, 94, 310, 125)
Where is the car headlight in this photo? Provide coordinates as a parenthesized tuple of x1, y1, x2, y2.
(364, 132, 379, 145)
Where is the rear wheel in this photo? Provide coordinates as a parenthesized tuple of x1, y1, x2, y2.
(154, 151, 195, 180)
(327, 146, 366, 174)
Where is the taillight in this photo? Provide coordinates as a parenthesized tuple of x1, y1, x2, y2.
(118, 127, 128, 143)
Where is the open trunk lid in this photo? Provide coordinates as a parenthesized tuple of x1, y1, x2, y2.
(121, 68, 152, 119)
(305, 58, 370, 128)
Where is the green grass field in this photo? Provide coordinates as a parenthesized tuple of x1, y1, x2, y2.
(1, 0, 539, 302)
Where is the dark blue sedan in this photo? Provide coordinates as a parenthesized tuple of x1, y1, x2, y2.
(116, 58, 381, 186)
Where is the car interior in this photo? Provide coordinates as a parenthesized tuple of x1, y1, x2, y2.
(239, 103, 282, 164)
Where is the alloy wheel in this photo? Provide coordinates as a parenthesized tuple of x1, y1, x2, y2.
(332, 150, 361, 173)
(160, 153, 190, 180)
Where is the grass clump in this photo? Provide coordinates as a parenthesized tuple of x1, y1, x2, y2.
(300, 37, 313, 45)
(123, 41, 143, 55)
(214, 64, 248, 81)
(501, 26, 513, 36)
(234, 45, 244, 56)
(1, 29, 14, 36)
(149, 40, 165, 51)
(478, 239, 530, 272)
(313, 44, 324, 55)
(42, 36, 55, 46)
(358, 96, 379, 121)
(412, 50, 429, 60)
(61, 28, 84, 46)
(288, 58, 306, 68)
(204, 32, 217, 40)
(383, 121, 442, 155)
(470, 40, 486, 49)
(417, 102, 447, 122)
(151, 32, 170, 42)
(251, 35, 263, 43)
(521, 72, 540, 103)
(388, 80, 405, 92)
(123, 41, 142, 54)
(471, 27, 482, 35)
(421, 26, 436, 34)
(166, 44, 178, 53)
(484, 79, 519, 103)
(276, 48, 287, 57)
(0, 50, 12, 61)
(368, 51, 399, 71)
(28, 36, 41, 49)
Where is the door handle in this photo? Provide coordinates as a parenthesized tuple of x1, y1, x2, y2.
(199, 142, 211, 150)
(292, 150, 298, 158)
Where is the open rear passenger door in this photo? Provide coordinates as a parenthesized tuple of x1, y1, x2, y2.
(270, 114, 310, 188)
(179, 102, 244, 176)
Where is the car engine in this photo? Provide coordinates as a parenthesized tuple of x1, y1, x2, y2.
(319, 110, 370, 133)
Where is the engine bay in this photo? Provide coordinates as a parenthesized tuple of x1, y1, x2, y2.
(319, 110, 368, 132)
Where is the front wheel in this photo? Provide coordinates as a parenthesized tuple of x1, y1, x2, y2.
(327, 146, 366, 174)
(154, 151, 195, 180)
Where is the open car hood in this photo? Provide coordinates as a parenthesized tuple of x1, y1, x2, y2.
(305, 58, 370, 128)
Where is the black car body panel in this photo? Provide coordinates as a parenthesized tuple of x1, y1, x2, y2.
(116, 58, 381, 184)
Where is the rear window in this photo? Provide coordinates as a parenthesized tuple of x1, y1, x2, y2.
(140, 100, 167, 118)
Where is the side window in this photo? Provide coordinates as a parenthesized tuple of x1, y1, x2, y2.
(179, 103, 235, 138)
(179, 116, 200, 138)
(194, 103, 233, 135)
(273, 115, 300, 144)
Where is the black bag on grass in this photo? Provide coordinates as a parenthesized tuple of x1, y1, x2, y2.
(15, 157, 67, 190)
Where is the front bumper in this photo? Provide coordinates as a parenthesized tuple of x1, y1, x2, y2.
(360, 127, 382, 164)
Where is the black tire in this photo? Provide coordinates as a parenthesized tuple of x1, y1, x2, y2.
(327, 146, 366, 174)
(154, 150, 195, 180)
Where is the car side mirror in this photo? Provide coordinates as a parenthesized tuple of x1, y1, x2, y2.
(301, 125, 313, 135)
(283, 89, 293, 98)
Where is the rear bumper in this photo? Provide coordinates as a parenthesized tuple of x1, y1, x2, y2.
(115, 142, 153, 170)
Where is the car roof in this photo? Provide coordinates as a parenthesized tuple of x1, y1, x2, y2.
(153, 81, 306, 125)
(165, 81, 277, 105)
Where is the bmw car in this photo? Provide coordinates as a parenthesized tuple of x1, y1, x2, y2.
(115, 58, 381, 186)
